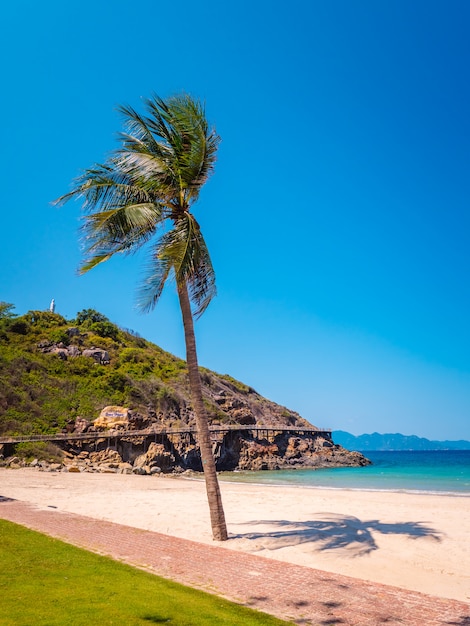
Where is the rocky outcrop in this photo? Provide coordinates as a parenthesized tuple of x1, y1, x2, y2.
(82, 348, 110, 365)
(38, 341, 110, 364)
(32, 328, 325, 437)
(1, 428, 371, 474)
(1, 309, 373, 478)
(133, 442, 175, 474)
(94, 406, 130, 430)
(214, 431, 371, 472)
(13, 420, 370, 474)
(11, 326, 372, 473)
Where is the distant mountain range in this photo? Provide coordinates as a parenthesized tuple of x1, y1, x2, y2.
(333, 431, 470, 451)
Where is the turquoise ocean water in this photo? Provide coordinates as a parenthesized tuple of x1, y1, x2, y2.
(220, 450, 470, 495)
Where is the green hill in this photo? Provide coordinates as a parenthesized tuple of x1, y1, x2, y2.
(0, 303, 312, 437)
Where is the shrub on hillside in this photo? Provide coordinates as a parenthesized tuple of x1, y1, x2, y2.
(47, 329, 70, 345)
(25, 311, 67, 328)
(0, 302, 16, 319)
(15, 441, 63, 462)
(88, 321, 119, 341)
(75, 309, 109, 325)
(7, 319, 30, 335)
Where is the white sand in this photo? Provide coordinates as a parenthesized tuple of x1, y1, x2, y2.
(1, 468, 469, 602)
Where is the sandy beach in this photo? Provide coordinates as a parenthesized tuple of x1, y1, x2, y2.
(1, 468, 469, 603)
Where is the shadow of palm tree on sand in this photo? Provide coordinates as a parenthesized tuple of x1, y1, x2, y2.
(230, 513, 442, 556)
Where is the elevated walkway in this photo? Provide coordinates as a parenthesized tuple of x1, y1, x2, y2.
(0, 425, 332, 445)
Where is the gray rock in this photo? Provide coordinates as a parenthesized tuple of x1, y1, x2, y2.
(132, 466, 148, 475)
(51, 346, 68, 360)
(118, 463, 133, 474)
(82, 348, 110, 364)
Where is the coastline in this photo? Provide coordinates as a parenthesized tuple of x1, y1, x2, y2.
(218, 449, 470, 495)
(220, 473, 470, 497)
(1, 467, 469, 603)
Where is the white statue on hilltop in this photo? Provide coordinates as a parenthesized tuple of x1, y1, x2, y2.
(49, 299, 55, 313)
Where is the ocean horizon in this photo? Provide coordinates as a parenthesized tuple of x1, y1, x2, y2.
(219, 450, 470, 496)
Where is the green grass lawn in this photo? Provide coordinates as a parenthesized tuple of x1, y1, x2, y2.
(0, 520, 289, 626)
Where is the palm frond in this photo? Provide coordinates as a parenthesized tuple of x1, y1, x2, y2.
(54, 163, 153, 212)
(184, 223, 217, 318)
(138, 212, 216, 317)
(164, 94, 220, 197)
(113, 151, 178, 203)
(137, 238, 174, 314)
(117, 103, 168, 153)
(79, 206, 160, 275)
(86, 203, 162, 237)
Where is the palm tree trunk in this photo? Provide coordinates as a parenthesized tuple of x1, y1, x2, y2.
(177, 280, 228, 541)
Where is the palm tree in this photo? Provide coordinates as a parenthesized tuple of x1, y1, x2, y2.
(55, 94, 228, 541)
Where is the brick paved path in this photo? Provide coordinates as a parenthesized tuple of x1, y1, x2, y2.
(1, 497, 469, 625)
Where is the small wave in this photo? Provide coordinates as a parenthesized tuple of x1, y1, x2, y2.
(218, 477, 470, 497)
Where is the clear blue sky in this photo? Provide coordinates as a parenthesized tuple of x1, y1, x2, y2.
(1, 0, 469, 440)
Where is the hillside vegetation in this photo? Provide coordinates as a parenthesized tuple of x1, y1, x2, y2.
(0, 303, 312, 437)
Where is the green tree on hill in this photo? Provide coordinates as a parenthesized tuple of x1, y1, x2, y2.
(75, 309, 109, 325)
(0, 302, 16, 319)
(55, 94, 228, 541)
